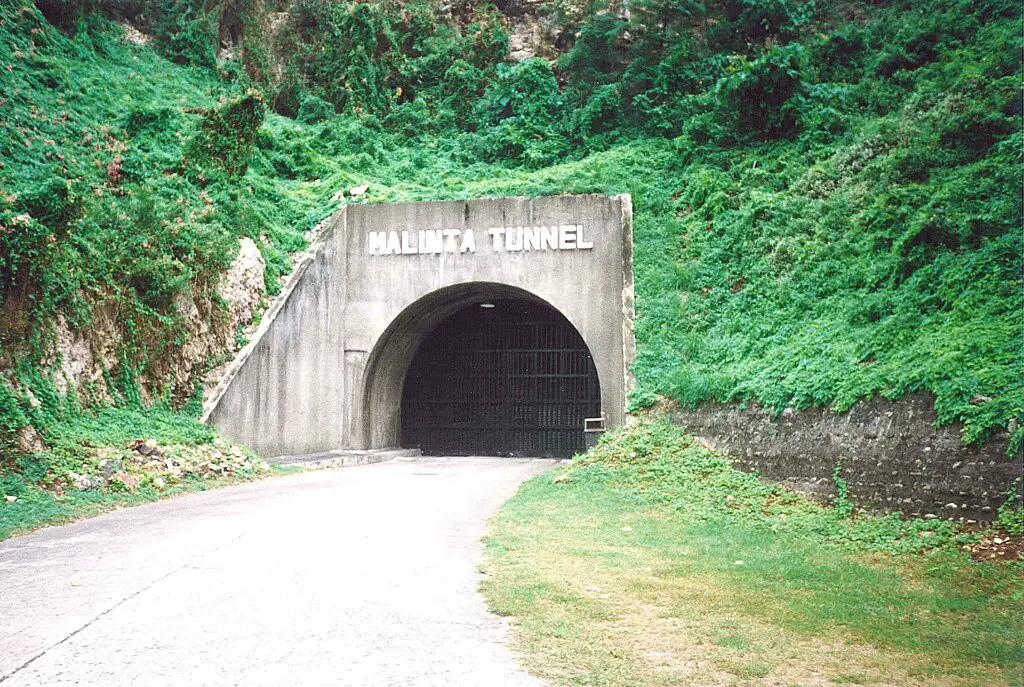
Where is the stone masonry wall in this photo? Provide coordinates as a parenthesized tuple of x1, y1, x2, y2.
(670, 393, 1022, 522)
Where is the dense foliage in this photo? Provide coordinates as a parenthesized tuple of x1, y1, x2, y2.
(0, 5, 314, 370)
(0, 0, 1020, 500)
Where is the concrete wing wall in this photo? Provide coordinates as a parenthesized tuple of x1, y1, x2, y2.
(204, 214, 349, 457)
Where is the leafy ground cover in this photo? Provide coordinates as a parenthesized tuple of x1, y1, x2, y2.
(482, 421, 1024, 686)
(0, 406, 277, 540)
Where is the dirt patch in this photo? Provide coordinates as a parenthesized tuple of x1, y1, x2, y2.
(970, 531, 1024, 562)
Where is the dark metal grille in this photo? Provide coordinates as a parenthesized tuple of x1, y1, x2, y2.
(400, 300, 601, 457)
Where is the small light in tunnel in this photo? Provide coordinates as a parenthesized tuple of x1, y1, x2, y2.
(479, 302, 496, 309)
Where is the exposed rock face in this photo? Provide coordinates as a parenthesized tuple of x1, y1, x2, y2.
(169, 237, 266, 400)
(50, 305, 120, 404)
(171, 287, 222, 401)
(45, 237, 265, 409)
(508, 16, 546, 61)
(218, 237, 266, 335)
(16, 426, 45, 454)
(52, 316, 95, 397)
(502, 0, 581, 62)
(502, 0, 593, 61)
(119, 22, 149, 45)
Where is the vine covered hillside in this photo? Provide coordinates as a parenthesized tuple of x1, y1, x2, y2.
(0, 0, 1021, 496)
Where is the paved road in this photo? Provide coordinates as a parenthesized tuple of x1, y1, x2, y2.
(0, 457, 554, 686)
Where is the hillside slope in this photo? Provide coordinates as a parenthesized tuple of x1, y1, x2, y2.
(0, 0, 1020, 498)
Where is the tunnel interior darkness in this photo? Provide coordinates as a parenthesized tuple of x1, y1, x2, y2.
(400, 298, 601, 457)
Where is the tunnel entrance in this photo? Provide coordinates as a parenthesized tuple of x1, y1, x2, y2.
(400, 298, 601, 457)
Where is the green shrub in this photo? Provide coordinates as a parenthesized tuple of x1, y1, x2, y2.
(473, 60, 569, 167)
(278, 0, 505, 125)
(183, 91, 266, 178)
(997, 480, 1024, 535)
(559, 11, 629, 108)
(141, 0, 218, 67)
(123, 105, 181, 140)
(715, 43, 808, 138)
(296, 93, 334, 125)
(713, 0, 817, 47)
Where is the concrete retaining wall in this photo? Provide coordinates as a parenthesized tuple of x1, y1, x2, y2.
(671, 393, 1021, 521)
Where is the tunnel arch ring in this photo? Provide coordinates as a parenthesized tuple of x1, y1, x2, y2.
(359, 282, 610, 451)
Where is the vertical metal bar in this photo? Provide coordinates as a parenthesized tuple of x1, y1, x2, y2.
(401, 300, 601, 457)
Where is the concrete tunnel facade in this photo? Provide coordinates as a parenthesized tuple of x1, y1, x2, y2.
(204, 194, 635, 458)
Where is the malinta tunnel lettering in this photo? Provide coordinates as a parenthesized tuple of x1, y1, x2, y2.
(367, 224, 594, 256)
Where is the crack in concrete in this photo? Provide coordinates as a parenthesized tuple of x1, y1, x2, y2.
(0, 532, 248, 683)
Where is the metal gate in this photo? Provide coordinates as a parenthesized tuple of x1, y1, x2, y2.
(400, 300, 601, 457)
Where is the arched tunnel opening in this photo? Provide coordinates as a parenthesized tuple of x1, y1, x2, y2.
(399, 298, 601, 457)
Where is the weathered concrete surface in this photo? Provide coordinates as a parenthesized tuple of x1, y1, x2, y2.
(0, 458, 553, 686)
(671, 392, 1021, 521)
(274, 447, 422, 469)
(206, 195, 635, 458)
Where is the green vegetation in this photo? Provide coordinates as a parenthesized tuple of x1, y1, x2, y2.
(1, 461, 270, 541)
(482, 421, 1024, 686)
(0, 0, 1020, 511)
(0, 403, 274, 539)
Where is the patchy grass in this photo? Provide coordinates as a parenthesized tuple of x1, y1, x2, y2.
(0, 407, 290, 540)
(481, 421, 1024, 686)
(0, 470, 281, 541)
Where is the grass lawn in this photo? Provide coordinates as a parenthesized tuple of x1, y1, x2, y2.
(481, 422, 1023, 687)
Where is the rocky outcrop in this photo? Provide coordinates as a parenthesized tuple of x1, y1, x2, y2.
(501, 0, 584, 61)
(49, 304, 121, 404)
(508, 15, 548, 61)
(45, 237, 265, 408)
(165, 236, 267, 401)
(52, 315, 101, 397)
(219, 237, 265, 333)
(16, 426, 45, 454)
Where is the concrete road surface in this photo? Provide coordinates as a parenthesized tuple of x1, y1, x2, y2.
(0, 457, 555, 686)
